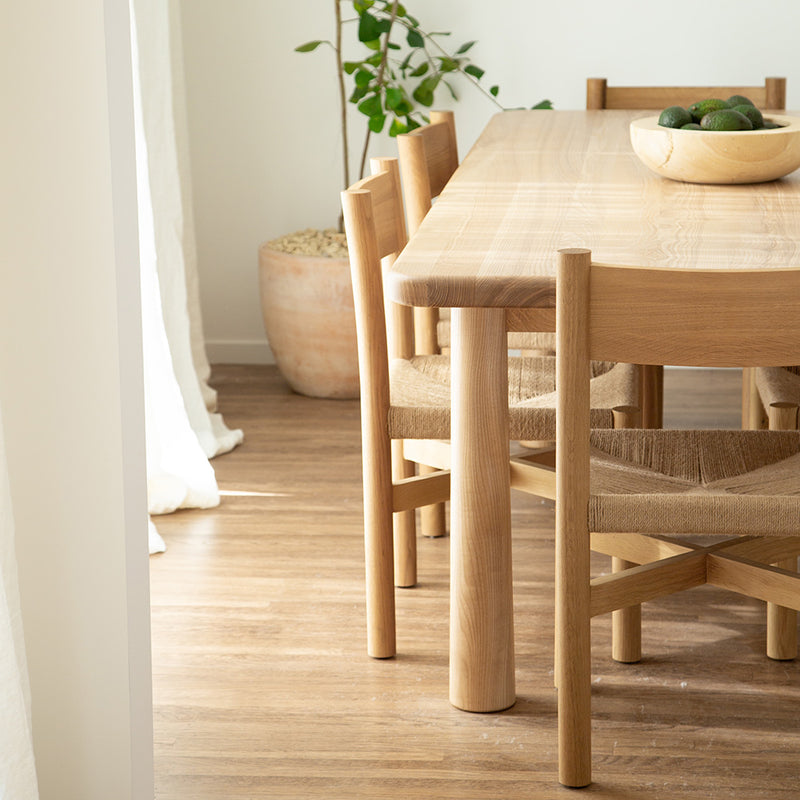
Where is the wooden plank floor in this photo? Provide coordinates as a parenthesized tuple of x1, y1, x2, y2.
(150, 366, 799, 799)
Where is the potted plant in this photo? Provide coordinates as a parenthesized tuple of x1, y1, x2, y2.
(258, 0, 550, 399)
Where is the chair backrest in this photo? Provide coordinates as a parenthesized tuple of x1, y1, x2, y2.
(586, 77, 787, 110)
(396, 110, 459, 234)
(396, 111, 459, 355)
(558, 249, 800, 372)
(341, 157, 414, 403)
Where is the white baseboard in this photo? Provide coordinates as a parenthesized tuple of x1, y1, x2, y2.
(205, 339, 276, 365)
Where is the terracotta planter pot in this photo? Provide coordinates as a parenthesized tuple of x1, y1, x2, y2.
(258, 243, 359, 399)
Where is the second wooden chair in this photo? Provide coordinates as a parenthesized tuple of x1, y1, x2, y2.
(340, 161, 639, 659)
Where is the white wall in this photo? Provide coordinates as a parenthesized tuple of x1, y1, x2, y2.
(179, 0, 800, 365)
(0, 1, 154, 798)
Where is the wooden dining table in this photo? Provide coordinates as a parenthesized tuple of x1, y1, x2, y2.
(387, 108, 800, 713)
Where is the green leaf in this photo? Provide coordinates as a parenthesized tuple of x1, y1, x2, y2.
(463, 64, 484, 80)
(355, 69, 373, 87)
(406, 29, 424, 48)
(343, 61, 361, 75)
(412, 75, 439, 107)
(358, 94, 383, 117)
(409, 61, 429, 78)
(438, 56, 460, 73)
(413, 87, 434, 106)
(444, 80, 459, 101)
(358, 11, 384, 43)
(532, 99, 553, 109)
(387, 42, 401, 50)
(489, 86, 499, 97)
(456, 41, 476, 54)
(385, 86, 404, 110)
(389, 118, 409, 136)
(295, 40, 324, 53)
(368, 113, 387, 133)
(349, 85, 369, 103)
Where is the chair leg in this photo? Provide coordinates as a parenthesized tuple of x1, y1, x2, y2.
(556, 523, 592, 787)
(767, 557, 798, 660)
(392, 441, 417, 588)
(611, 557, 642, 663)
(419, 464, 447, 538)
(610, 405, 643, 664)
(640, 365, 663, 429)
(766, 402, 799, 659)
(742, 367, 767, 429)
(363, 451, 396, 660)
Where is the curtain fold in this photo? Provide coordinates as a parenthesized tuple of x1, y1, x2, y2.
(0, 399, 39, 799)
(131, 0, 243, 554)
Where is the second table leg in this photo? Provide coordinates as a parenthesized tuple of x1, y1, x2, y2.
(449, 307, 515, 712)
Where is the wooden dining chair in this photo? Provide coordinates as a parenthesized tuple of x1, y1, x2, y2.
(586, 76, 786, 111)
(555, 248, 800, 787)
(340, 161, 640, 659)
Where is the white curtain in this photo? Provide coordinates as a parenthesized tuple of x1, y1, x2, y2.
(131, 0, 243, 553)
(0, 400, 39, 799)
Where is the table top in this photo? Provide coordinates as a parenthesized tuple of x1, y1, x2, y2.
(388, 109, 800, 309)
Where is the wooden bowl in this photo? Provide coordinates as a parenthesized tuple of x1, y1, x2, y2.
(629, 114, 800, 184)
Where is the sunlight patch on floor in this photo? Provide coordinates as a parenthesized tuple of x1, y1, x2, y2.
(219, 489, 290, 498)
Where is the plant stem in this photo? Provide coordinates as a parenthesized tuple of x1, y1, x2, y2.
(336, 0, 349, 230)
(357, 0, 401, 181)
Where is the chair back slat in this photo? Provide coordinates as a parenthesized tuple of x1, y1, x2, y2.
(587, 77, 786, 111)
(397, 110, 459, 234)
(346, 159, 407, 261)
(567, 259, 800, 367)
(342, 158, 413, 370)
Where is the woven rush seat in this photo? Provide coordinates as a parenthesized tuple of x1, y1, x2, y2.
(589, 429, 800, 535)
(388, 356, 638, 441)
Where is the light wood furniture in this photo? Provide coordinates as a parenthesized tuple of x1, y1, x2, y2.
(397, 111, 557, 359)
(397, 110, 459, 540)
(152, 365, 800, 800)
(751, 365, 800, 656)
(556, 251, 800, 787)
(388, 109, 800, 714)
(397, 110, 459, 357)
(341, 156, 448, 658)
(586, 76, 787, 111)
(341, 157, 636, 671)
